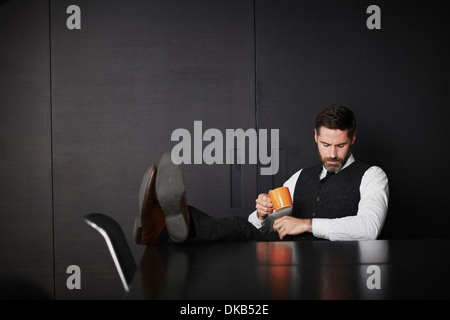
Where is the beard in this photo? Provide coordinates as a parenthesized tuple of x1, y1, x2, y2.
(320, 151, 351, 172)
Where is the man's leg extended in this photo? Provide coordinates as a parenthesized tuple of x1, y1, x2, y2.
(141, 153, 267, 244)
(188, 206, 267, 242)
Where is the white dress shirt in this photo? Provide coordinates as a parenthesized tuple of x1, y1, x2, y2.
(248, 154, 389, 241)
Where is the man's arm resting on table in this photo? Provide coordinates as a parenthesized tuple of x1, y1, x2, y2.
(313, 166, 389, 241)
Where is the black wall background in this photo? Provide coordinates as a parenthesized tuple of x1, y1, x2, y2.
(1, 0, 449, 299)
(0, 0, 54, 298)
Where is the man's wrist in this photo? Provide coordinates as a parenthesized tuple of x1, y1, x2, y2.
(257, 212, 266, 221)
(305, 219, 313, 233)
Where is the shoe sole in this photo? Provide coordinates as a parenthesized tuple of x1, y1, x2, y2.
(155, 153, 188, 243)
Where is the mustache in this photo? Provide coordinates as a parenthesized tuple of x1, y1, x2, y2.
(323, 157, 344, 163)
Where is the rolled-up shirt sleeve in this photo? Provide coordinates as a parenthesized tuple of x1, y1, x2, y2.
(312, 166, 389, 241)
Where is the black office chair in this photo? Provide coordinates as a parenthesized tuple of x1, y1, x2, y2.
(84, 213, 137, 292)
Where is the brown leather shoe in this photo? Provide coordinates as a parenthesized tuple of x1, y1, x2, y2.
(139, 165, 166, 245)
(155, 153, 190, 243)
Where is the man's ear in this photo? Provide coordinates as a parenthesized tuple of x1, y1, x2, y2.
(351, 131, 356, 145)
(314, 128, 318, 143)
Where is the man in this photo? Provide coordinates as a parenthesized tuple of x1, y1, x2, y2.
(140, 105, 389, 244)
(249, 105, 389, 241)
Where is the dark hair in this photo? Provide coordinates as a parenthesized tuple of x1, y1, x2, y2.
(315, 104, 356, 138)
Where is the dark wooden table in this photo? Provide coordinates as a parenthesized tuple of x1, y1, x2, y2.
(127, 239, 450, 300)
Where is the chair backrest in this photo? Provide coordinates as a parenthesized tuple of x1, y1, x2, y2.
(84, 213, 137, 292)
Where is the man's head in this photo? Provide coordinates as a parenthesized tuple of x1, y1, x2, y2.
(314, 105, 356, 172)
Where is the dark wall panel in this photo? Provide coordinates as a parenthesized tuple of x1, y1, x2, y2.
(0, 0, 53, 298)
(51, 0, 255, 299)
(256, 0, 450, 239)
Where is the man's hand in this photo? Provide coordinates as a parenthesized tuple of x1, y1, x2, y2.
(273, 216, 312, 240)
(255, 193, 273, 220)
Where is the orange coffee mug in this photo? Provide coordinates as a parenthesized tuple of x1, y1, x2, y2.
(268, 187, 293, 212)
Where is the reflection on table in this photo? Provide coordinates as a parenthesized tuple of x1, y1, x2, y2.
(127, 239, 450, 300)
